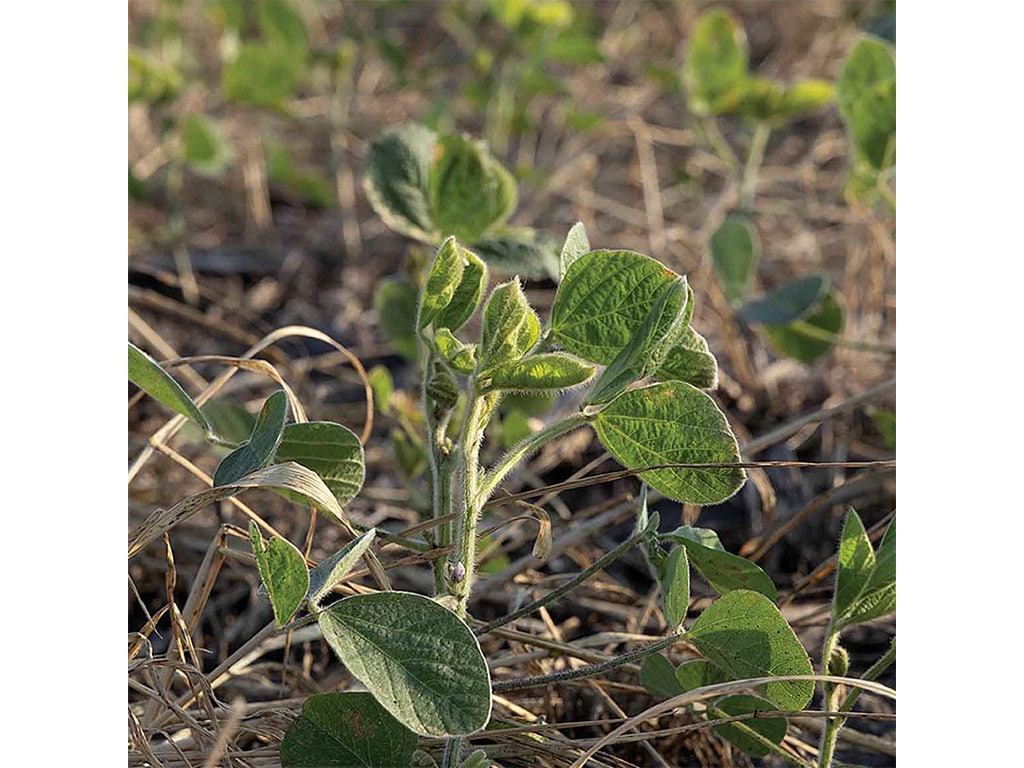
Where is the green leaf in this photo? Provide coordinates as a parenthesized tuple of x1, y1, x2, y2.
(364, 123, 438, 242)
(867, 407, 896, 450)
(498, 409, 534, 450)
(775, 79, 835, 122)
(222, 43, 297, 108)
(687, 590, 814, 710)
(640, 654, 685, 699)
(471, 227, 560, 280)
(675, 658, 729, 692)
(480, 279, 540, 370)
(434, 329, 478, 374)
(319, 591, 492, 737)
(662, 546, 691, 632)
(181, 115, 232, 176)
(128, 342, 213, 436)
(256, 0, 308, 59)
(307, 529, 377, 607)
(375, 276, 420, 361)
(249, 522, 309, 626)
(459, 750, 489, 768)
(435, 248, 488, 332)
(593, 382, 746, 505)
(280, 691, 418, 768)
(664, 526, 777, 600)
(740, 273, 829, 326)
(273, 422, 365, 519)
(838, 517, 895, 628)
(711, 694, 787, 758)
(559, 221, 590, 281)
(867, 517, 895, 592)
(430, 134, 516, 243)
(184, 397, 256, 446)
(837, 36, 896, 170)
(482, 353, 595, 393)
(712, 76, 784, 120)
(584, 277, 690, 406)
(551, 249, 680, 364)
(684, 9, 749, 116)
(635, 486, 666, 578)
(368, 365, 394, 416)
(763, 291, 844, 362)
(710, 216, 757, 306)
(656, 326, 719, 390)
(418, 237, 466, 331)
(266, 141, 332, 208)
(213, 390, 288, 487)
(832, 509, 876, 621)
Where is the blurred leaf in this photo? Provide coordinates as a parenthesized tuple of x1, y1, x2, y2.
(710, 215, 757, 306)
(593, 382, 746, 505)
(213, 391, 288, 486)
(711, 694, 788, 757)
(181, 115, 233, 176)
(128, 168, 147, 202)
(256, 0, 308, 60)
(763, 291, 844, 362)
(375, 276, 420, 360)
(688, 590, 814, 710)
(498, 409, 534, 450)
(392, 428, 428, 482)
(867, 407, 896, 449)
(368, 365, 394, 416)
(249, 522, 308, 626)
(430, 134, 517, 243)
(502, 392, 556, 416)
(564, 107, 605, 132)
(266, 142, 332, 208)
(280, 691, 418, 767)
(307, 529, 377, 607)
(128, 50, 182, 104)
(364, 123, 439, 242)
(128, 342, 212, 436)
(318, 591, 492, 736)
(837, 36, 896, 170)
(775, 79, 835, 122)
(740, 273, 829, 326)
(273, 422, 365, 518)
(547, 28, 604, 64)
(472, 228, 560, 280)
(223, 43, 298, 108)
(684, 9, 749, 116)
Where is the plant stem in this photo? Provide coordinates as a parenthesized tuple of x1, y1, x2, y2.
(816, 624, 842, 768)
(839, 638, 896, 713)
(477, 527, 645, 636)
(441, 736, 463, 768)
(422, 351, 452, 595)
(477, 412, 591, 502)
(740, 121, 771, 213)
(700, 116, 740, 171)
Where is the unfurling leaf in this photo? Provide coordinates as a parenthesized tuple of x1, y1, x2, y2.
(559, 221, 590, 280)
(435, 248, 488, 332)
(418, 237, 466, 332)
(480, 279, 540, 370)
(482, 353, 595, 393)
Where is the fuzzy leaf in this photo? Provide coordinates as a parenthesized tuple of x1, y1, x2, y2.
(741, 273, 829, 326)
(430, 134, 516, 243)
(656, 326, 719, 389)
(376, 276, 420, 361)
(435, 248, 488, 332)
(559, 221, 590, 280)
(662, 546, 691, 632)
(213, 390, 288, 486)
(684, 9, 749, 116)
(711, 216, 757, 306)
(307, 529, 377, 607)
(280, 692, 418, 768)
(593, 382, 746, 505)
(480, 279, 539, 370)
(418, 237, 466, 331)
(249, 522, 309, 626)
(364, 123, 438, 242)
(471, 227, 560, 280)
(838, 517, 895, 628)
(688, 590, 814, 710)
(129, 342, 214, 436)
(482, 353, 594, 393)
(711, 694, 788, 758)
(832, 510, 876, 621)
(837, 36, 896, 170)
(763, 291, 844, 362)
(319, 591, 492, 737)
(273, 422, 365, 520)
(664, 526, 776, 600)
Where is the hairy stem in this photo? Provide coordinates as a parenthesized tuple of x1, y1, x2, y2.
(816, 624, 843, 768)
(839, 638, 895, 713)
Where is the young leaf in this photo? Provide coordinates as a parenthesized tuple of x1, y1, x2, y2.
(307, 529, 377, 607)
(368, 365, 394, 416)
(688, 590, 814, 710)
(832, 509, 876, 621)
(775, 79, 835, 123)
(711, 694, 788, 758)
(551, 249, 679, 364)
(430, 134, 517, 243)
(482, 353, 595, 393)
(640, 654, 685, 699)
(763, 291, 844, 362)
(710, 216, 757, 306)
(656, 326, 719, 390)
(128, 342, 213, 436)
(559, 221, 590, 281)
(662, 546, 691, 632)
(593, 382, 746, 505)
(684, 9, 749, 116)
(318, 591, 492, 737)
(837, 517, 895, 629)
(663, 526, 777, 601)
(222, 43, 297, 108)
(740, 273, 829, 326)
(479, 279, 540, 370)
(181, 115, 232, 176)
(837, 36, 896, 170)
(249, 522, 309, 626)
(418, 237, 466, 331)
(364, 123, 438, 242)
(256, 0, 308, 59)
(472, 228, 561, 280)
(635, 486, 667, 578)
(584, 276, 690, 406)
(213, 390, 288, 487)
(375, 275, 421, 360)
(280, 691, 418, 768)
(675, 658, 729, 692)
(434, 248, 488, 332)
(273, 422, 365, 517)
(867, 407, 896, 449)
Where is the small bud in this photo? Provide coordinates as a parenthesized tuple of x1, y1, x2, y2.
(828, 644, 850, 676)
(452, 562, 466, 583)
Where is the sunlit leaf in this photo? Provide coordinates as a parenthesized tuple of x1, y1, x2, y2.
(249, 522, 308, 626)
